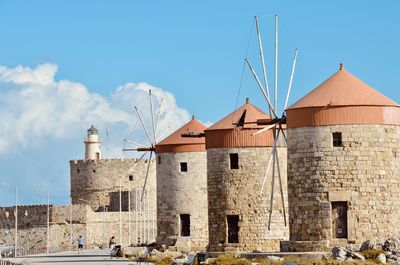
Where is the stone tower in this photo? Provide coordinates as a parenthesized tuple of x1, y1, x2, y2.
(206, 98, 288, 252)
(84, 125, 101, 160)
(285, 65, 400, 251)
(155, 117, 208, 250)
(70, 127, 156, 215)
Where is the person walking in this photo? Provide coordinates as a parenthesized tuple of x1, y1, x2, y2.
(77, 235, 84, 254)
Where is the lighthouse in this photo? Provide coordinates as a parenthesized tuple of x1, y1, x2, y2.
(84, 125, 101, 160)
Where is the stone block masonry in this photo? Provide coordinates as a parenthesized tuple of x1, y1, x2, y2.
(0, 203, 156, 252)
(207, 147, 289, 252)
(156, 151, 208, 250)
(288, 125, 400, 250)
(70, 158, 156, 212)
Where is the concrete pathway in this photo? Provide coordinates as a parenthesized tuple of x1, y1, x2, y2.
(5, 249, 152, 265)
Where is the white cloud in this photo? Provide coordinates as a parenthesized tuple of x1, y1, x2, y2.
(0, 63, 191, 157)
(0, 63, 192, 205)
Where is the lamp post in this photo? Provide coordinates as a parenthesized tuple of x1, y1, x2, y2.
(119, 176, 122, 247)
(128, 181, 131, 246)
(35, 189, 50, 254)
(0, 183, 18, 257)
(69, 203, 72, 251)
(24, 210, 29, 254)
(46, 192, 50, 254)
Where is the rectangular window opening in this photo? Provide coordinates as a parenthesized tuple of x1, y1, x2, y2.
(129, 175, 133, 181)
(180, 162, 188, 172)
(180, 214, 190, 236)
(332, 132, 342, 147)
(230, 153, 239, 169)
(158, 156, 161, 165)
(227, 215, 239, 243)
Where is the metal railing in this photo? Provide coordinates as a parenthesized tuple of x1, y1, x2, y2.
(0, 260, 22, 265)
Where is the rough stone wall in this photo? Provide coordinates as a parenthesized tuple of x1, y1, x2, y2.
(70, 158, 156, 211)
(0, 205, 49, 229)
(288, 125, 400, 246)
(0, 203, 156, 252)
(0, 204, 87, 253)
(207, 147, 289, 252)
(51, 204, 88, 224)
(156, 152, 208, 250)
(0, 224, 87, 253)
(86, 210, 156, 247)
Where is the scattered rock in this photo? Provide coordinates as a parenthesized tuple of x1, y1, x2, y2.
(149, 249, 184, 260)
(332, 246, 347, 261)
(203, 258, 217, 265)
(384, 236, 400, 253)
(387, 254, 398, 261)
(149, 249, 167, 259)
(266, 256, 284, 262)
(165, 250, 185, 259)
(360, 239, 384, 251)
(173, 255, 189, 265)
(377, 253, 387, 264)
(346, 244, 361, 252)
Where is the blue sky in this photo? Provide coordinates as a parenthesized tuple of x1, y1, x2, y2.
(0, 1, 399, 205)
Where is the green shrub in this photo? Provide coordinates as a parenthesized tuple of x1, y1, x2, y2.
(154, 257, 173, 265)
(209, 254, 251, 265)
(360, 249, 384, 260)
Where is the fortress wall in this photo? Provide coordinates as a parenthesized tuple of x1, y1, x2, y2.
(70, 159, 156, 211)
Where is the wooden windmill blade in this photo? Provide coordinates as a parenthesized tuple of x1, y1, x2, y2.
(252, 122, 278, 136)
(274, 138, 287, 226)
(123, 89, 164, 202)
(127, 151, 149, 172)
(246, 15, 298, 229)
(255, 15, 272, 117)
(141, 151, 153, 201)
(245, 58, 278, 119)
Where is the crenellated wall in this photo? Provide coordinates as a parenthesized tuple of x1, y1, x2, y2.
(70, 158, 156, 211)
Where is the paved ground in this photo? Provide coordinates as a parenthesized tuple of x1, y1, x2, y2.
(5, 249, 151, 265)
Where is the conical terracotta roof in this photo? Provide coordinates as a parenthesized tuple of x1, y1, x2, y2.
(205, 98, 279, 148)
(206, 98, 270, 131)
(155, 117, 206, 153)
(286, 65, 400, 128)
(288, 65, 399, 110)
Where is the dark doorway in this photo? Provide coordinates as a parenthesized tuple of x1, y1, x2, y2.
(180, 214, 190, 236)
(332, 202, 348, 238)
(227, 215, 239, 243)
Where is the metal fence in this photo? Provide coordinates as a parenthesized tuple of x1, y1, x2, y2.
(0, 259, 22, 265)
